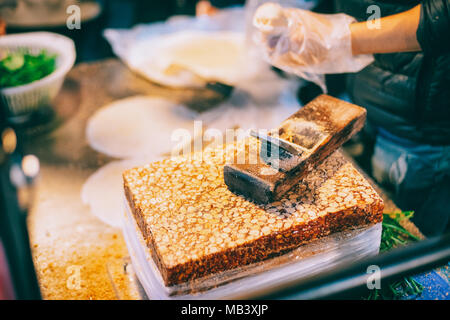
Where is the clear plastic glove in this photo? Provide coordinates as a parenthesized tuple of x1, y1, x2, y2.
(253, 2, 374, 91)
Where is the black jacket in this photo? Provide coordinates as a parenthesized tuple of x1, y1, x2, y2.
(335, 0, 450, 145)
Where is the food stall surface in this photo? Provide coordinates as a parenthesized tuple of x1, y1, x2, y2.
(24, 58, 446, 300)
(24, 58, 235, 299)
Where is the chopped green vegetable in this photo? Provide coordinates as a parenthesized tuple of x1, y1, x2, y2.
(0, 49, 57, 88)
(2, 53, 25, 71)
(364, 211, 424, 300)
(380, 211, 420, 252)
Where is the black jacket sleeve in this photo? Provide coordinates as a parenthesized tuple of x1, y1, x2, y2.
(417, 0, 450, 55)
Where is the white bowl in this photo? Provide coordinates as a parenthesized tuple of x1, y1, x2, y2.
(0, 32, 76, 118)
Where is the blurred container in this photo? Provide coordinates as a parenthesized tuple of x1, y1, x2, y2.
(0, 32, 75, 122)
(0, 98, 41, 300)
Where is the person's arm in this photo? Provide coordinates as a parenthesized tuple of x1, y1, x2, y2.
(252, 0, 450, 88)
(351, 0, 450, 56)
(350, 5, 421, 55)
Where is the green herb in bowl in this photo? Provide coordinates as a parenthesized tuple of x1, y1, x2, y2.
(0, 49, 57, 88)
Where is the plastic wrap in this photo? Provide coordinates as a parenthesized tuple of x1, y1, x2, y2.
(252, 2, 374, 91)
(104, 8, 268, 88)
(123, 199, 381, 299)
(126, 31, 258, 87)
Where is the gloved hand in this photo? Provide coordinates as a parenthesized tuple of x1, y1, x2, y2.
(253, 2, 373, 91)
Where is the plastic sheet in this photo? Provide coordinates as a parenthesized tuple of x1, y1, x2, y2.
(104, 8, 267, 88)
(123, 199, 381, 299)
(252, 2, 374, 91)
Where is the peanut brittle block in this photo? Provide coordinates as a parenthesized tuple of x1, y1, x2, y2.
(123, 140, 383, 286)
